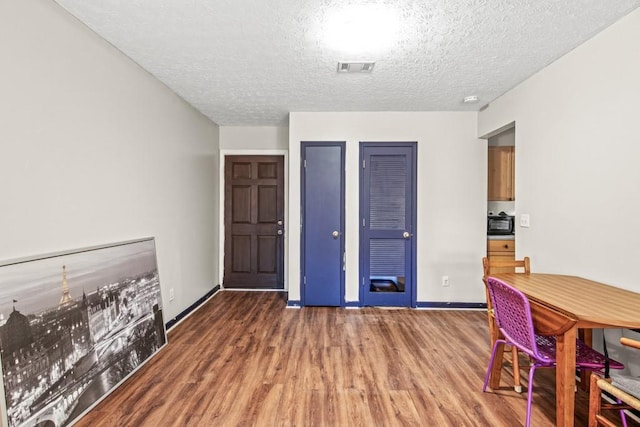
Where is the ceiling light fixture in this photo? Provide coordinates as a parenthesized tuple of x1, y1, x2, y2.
(322, 4, 400, 56)
(463, 95, 479, 104)
(337, 62, 375, 73)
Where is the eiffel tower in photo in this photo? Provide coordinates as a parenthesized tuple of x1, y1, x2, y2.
(59, 264, 73, 308)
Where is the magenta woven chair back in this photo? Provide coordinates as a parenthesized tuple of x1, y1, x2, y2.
(486, 277, 554, 364)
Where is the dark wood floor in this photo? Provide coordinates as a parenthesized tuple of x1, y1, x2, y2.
(76, 291, 634, 426)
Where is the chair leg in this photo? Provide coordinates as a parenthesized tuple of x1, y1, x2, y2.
(526, 365, 537, 427)
(487, 310, 496, 344)
(619, 398, 628, 427)
(511, 346, 522, 393)
(588, 373, 601, 427)
(490, 310, 521, 393)
(483, 339, 504, 392)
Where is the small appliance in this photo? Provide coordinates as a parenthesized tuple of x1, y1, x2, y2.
(487, 213, 515, 235)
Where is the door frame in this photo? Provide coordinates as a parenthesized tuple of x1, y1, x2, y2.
(300, 141, 346, 306)
(358, 141, 417, 307)
(218, 149, 289, 290)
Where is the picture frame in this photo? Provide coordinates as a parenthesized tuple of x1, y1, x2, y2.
(0, 238, 167, 427)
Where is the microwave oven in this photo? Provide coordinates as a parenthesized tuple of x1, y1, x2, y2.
(487, 215, 515, 235)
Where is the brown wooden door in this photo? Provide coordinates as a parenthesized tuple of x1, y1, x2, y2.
(224, 155, 284, 289)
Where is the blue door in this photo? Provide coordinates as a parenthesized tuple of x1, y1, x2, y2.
(360, 142, 417, 307)
(302, 142, 345, 306)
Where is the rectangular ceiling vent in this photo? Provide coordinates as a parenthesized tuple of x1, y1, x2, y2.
(337, 62, 375, 73)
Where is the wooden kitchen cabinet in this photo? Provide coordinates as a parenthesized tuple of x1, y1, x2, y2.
(488, 146, 514, 201)
(487, 239, 515, 273)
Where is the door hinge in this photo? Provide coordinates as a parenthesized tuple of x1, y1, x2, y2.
(362, 277, 365, 286)
(304, 159, 307, 168)
(362, 159, 366, 169)
(362, 218, 366, 227)
(303, 276, 306, 285)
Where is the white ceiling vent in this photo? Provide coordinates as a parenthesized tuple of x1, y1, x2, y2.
(337, 62, 375, 73)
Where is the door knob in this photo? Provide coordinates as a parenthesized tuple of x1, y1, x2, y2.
(332, 231, 340, 239)
(403, 231, 411, 239)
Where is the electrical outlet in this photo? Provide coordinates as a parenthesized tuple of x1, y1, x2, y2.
(520, 214, 530, 228)
(169, 288, 175, 301)
(442, 276, 450, 287)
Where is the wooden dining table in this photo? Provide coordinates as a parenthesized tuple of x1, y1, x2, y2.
(489, 273, 640, 427)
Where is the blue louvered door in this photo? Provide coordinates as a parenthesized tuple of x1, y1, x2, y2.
(360, 143, 416, 307)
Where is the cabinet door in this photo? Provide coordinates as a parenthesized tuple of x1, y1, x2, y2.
(488, 146, 514, 201)
(487, 240, 515, 272)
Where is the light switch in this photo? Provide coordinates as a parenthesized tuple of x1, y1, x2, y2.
(520, 214, 530, 228)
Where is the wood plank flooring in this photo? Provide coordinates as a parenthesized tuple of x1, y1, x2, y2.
(75, 291, 634, 426)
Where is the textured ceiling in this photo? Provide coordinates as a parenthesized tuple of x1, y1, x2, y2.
(53, 0, 640, 126)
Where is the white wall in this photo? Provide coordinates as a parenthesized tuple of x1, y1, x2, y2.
(0, 0, 220, 321)
(219, 126, 288, 150)
(488, 127, 515, 147)
(289, 112, 486, 304)
(478, 8, 640, 293)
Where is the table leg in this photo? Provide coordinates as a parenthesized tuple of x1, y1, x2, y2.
(579, 329, 593, 391)
(556, 326, 577, 427)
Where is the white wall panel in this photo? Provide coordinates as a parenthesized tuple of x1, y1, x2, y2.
(478, 8, 640, 292)
(289, 112, 486, 304)
(0, 0, 220, 321)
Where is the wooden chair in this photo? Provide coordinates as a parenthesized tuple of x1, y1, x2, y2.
(482, 256, 530, 392)
(589, 337, 640, 427)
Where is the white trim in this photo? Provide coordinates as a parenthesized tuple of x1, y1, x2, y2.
(218, 149, 289, 290)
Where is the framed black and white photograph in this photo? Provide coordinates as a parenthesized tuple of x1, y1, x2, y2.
(0, 238, 166, 427)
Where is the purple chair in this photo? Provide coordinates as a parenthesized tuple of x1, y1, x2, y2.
(482, 276, 624, 427)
